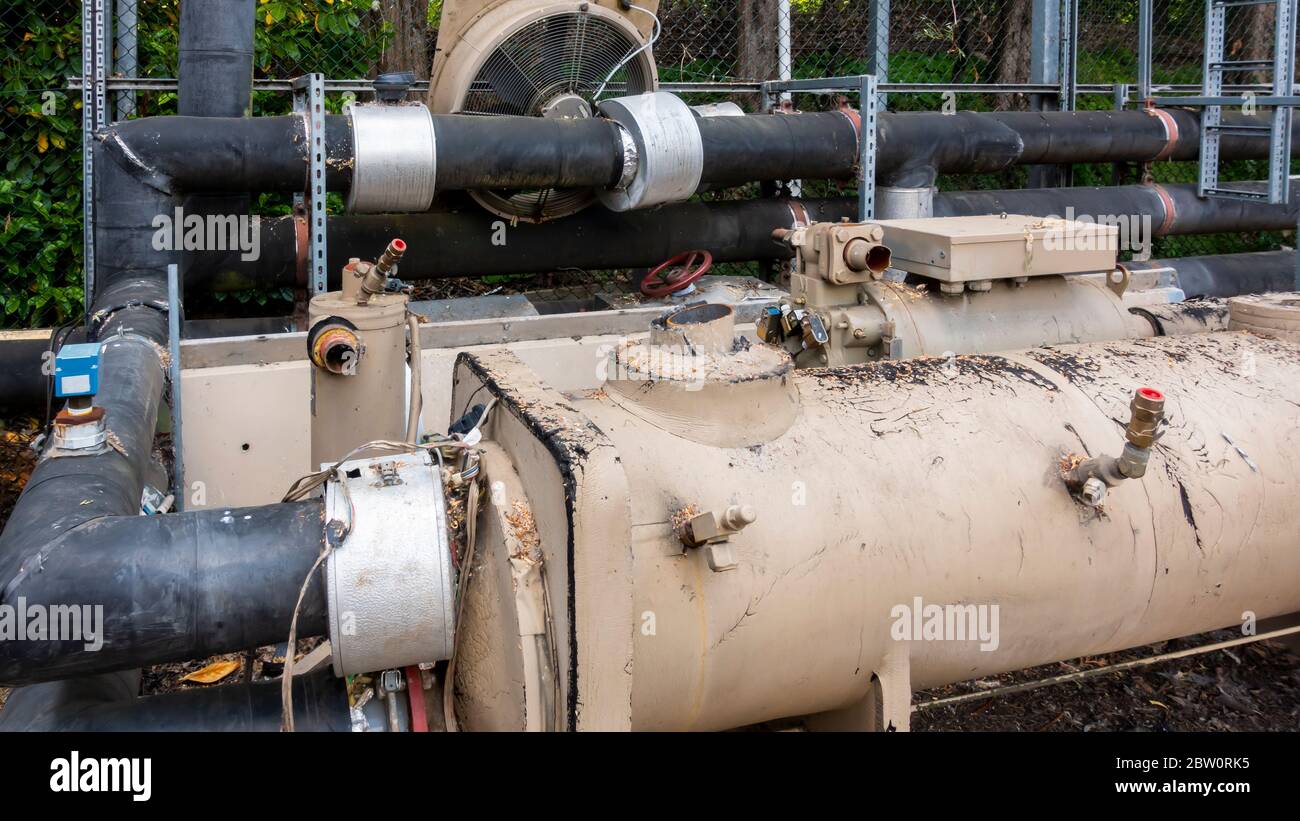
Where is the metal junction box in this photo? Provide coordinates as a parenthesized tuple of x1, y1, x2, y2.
(878, 214, 1119, 282)
(53, 342, 102, 397)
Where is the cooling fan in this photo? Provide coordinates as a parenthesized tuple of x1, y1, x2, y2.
(429, 0, 660, 222)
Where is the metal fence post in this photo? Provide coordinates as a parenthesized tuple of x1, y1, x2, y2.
(1137, 0, 1153, 102)
(1030, 0, 1062, 188)
(868, 0, 889, 109)
(115, 0, 138, 122)
(167, 263, 184, 512)
(1059, 0, 1077, 112)
(1030, 0, 1061, 88)
(778, 0, 792, 103)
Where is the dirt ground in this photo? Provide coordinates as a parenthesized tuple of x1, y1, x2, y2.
(1, 415, 1296, 729)
(914, 632, 1299, 731)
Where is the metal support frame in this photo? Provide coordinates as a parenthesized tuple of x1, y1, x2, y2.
(81, 0, 108, 325)
(1176, 0, 1299, 205)
(166, 263, 184, 512)
(858, 75, 878, 221)
(762, 75, 878, 221)
(292, 74, 329, 296)
(1111, 82, 1130, 184)
(74, 76, 1274, 98)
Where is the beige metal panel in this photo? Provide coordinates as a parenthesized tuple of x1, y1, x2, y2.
(879, 214, 1119, 281)
(179, 360, 310, 509)
(178, 293, 778, 370)
(451, 350, 636, 731)
(181, 333, 633, 509)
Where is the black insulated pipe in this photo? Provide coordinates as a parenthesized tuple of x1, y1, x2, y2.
(86, 108, 1300, 205)
(0, 667, 349, 731)
(177, 0, 256, 297)
(178, 0, 256, 118)
(206, 198, 855, 289)
(0, 500, 327, 687)
(0, 334, 167, 588)
(201, 189, 1298, 288)
(875, 109, 1300, 187)
(933, 180, 1300, 236)
(97, 115, 353, 196)
(1128, 250, 1299, 298)
(697, 110, 861, 186)
(432, 115, 626, 190)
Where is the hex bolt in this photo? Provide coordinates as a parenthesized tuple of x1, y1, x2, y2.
(1080, 477, 1107, 508)
(721, 504, 757, 531)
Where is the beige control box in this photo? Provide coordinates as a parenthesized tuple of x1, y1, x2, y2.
(877, 214, 1119, 282)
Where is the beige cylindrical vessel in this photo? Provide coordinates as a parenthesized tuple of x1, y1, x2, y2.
(308, 291, 409, 466)
(810, 275, 1155, 366)
(454, 330, 1300, 731)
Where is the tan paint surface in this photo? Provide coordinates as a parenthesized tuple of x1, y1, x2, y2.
(461, 332, 1300, 731)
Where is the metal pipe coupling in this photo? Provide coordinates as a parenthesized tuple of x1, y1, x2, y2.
(597, 92, 703, 211)
(346, 103, 437, 213)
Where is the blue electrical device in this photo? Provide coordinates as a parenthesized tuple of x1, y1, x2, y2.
(53, 342, 102, 398)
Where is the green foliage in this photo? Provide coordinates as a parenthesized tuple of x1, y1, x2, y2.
(254, 0, 390, 78)
(1, 2, 83, 328)
(0, 1, 390, 329)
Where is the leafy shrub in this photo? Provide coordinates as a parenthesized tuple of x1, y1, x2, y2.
(0, 0, 388, 329)
(1, 3, 83, 328)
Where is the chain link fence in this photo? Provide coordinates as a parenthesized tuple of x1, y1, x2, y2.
(2, 0, 1292, 328)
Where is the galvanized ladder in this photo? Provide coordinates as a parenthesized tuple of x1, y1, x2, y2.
(1198, 0, 1299, 204)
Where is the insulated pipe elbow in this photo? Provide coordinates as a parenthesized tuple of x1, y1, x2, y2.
(0, 334, 167, 584)
(98, 115, 353, 195)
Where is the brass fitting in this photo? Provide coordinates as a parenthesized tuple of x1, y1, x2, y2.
(355, 238, 407, 305)
(1063, 386, 1167, 503)
(375, 237, 406, 278)
(1125, 387, 1165, 449)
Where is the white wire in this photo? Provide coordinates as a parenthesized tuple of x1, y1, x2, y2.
(592, 5, 660, 101)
